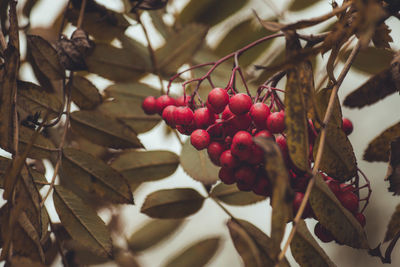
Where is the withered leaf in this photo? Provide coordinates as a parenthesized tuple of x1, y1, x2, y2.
(384, 203, 400, 242)
(61, 148, 133, 204)
(27, 35, 65, 80)
(372, 22, 393, 49)
(364, 122, 400, 162)
(53, 185, 112, 258)
(309, 174, 369, 248)
(210, 183, 265, 206)
(71, 75, 102, 110)
(386, 138, 400, 195)
(141, 188, 205, 219)
(163, 237, 220, 267)
(254, 137, 293, 257)
(110, 150, 179, 188)
(180, 139, 219, 185)
(127, 219, 184, 252)
(56, 37, 87, 71)
(19, 126, 57, 159)
(70, 110, 143, 149)
(291, 220, 336, 267)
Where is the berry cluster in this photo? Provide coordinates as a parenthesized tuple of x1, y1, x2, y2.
(142, 86, 368, 244)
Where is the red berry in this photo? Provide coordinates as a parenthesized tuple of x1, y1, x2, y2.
(314, 223, 334, 243)
(326, 179, 340, 196)
(156, 95, 175, 114)
(235, 165, 256, 191)
(208, 119, 223, 137)
(221, 105, 234, 120)
(175, 95, 191, 106)
(292, 175, 309, 192)
(142, 96, 157, 115)
(247, 144, 265, 165)
(229, 93, 252, 115)
(219, 167, 236, 184)
(194, 107, 215, 129)
(342, 118, 353, 135)
(162, 105, 176, 128)
(224, 136, 232, 149)
(293, 192, 313, 218)
(250, 103, 270, 129)
(207, 88, 229, 114)
(255, 130, 274, 139)
(174, 107, 194, 126)
(207, 142, 225, 166)
(252, 174, 270, 196)
(176, 123, 196, 135)
(267, 111, 285, 133)
(355, 213, 366, 227)
(219, 150, 239, 169)
(190, 129, 210, 150)
(231, 113, 252, 131)
(275, 135, 288, 161)
(337, 190, 359, 214)
(340, 183, 355, 193)
(231, 131, 253, 160)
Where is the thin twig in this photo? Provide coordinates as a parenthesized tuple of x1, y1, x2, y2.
(58, 0, 71, 38)
(76, 0, 87, 29)
(276, 40, 361, 265)
(173, 130, 184, 146)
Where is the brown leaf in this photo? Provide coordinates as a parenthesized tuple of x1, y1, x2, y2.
(364, 122, 400, 162)
(385, 203, 400, 242)
(386, 138, 400, 195)
(18, 126, 57, 159)
(372, 22, 393, 49)
(210, 183, 265, 206)
(71, 75, 102, 110)
(141, 188, 205, 219)
(288, 0, 321, 11)
(9, 256, 47, 267)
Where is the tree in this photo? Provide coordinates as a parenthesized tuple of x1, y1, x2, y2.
(0, 0, 399, 266)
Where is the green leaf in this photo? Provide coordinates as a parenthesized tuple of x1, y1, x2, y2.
(210, 183, 265, 206)
(291, 220, 336, 267)
(288, 0, 321, 11)
(340, 46, 394, 75)
(364, 122, 400, 162)
(53, 186, 112, 258)
(254, 137, 293, 257)
(27, 35, 65, 80)
(70, 110, 143, 149)
(178, 0, 248, 27)
(141, 188, 205, 219)
(214, 18, 274, 67)
(110, 150, 179, 187)
(127, 219, 184, 252)
(180, 139, 219, 185)
(156, 23, 208, 77)
(19, 126, 57, 159)
(309, 174, 369, 248)
(163, 237, 220, 267)
(385, 204, 400, 242)
(71, 75, 102, 110)
(61, 148, 133, 204)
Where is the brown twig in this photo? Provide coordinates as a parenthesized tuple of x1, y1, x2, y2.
(58, 0, 71, 38)
(276, 40, 361, 265)
(76, 0, 87, 29)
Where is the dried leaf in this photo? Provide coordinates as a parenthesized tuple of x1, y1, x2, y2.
(180, 139, 219, 185)
(364, 122, 400, 162)
(385, 203, 400, 242)
(309, 174, 369, 248)
(19, 126, 57, 159)
(291, 220, 336, 267)
(70, 110, 143, 149)
(27, 35, 65, 80)
(163, 237, 220, 267)
(289, 0, 321, 11)
(130, 0, 168, 11)
(372, 22, 393, 49)
(386, 138, 400, 194)
(110, 150, 179, 187)
(254, 137, 293, 257)
(141, 188, 205, 219)
(127, 219, 184, 252)
(71, 75, 102, 110)
(53, 185, 112, 258)
(61, 148, 133, 204)
(210, 183, 265, 206)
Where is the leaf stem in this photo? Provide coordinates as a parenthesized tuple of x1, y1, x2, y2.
(276, 40, 361, 264)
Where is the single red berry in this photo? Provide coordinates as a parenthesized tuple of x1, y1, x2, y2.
(176, 123, 196, 136)
(229, 93, 253, 115)
(246, 144, 265, 165)
(342, 118, 353, 135)
(231, 131, 253, 160)
(207, 88, 229, 114)
(155, 95, 175, 114)
(252, 173, 270, 196)
(194, 107, 215, 129)
(190, 129, 210, 150)
(219, 167, 236, 184)
(222, 105, 234, 120)
(267, 111, 285, 133)
(207, 142, 225, 166)
(162, 105, 176, 128)
(355, 213, 366, 227)
(250, 102, 270, 129)
(224, 136, 232, 149)
(255, 130, 274, 139)
(340, 183, 355, 193)
(314, 223, 334, 243)
(326, 179, 341, 196)
(174, 106, 194, 126)
(293, 192, 313, 218)
(231, 113, 252, 131)
(337, 190, 359, 214)
(219, 150, 239, 169)
(142, 96, 157, 115)
(175, 95, 191, 106)
(275, 135, 288, 161)
(235, 165, 256, 191)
